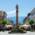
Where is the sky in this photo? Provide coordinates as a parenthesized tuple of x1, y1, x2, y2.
(0, 0, 35, 17)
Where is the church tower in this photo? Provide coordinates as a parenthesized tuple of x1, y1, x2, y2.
(16, 4, 19, 28)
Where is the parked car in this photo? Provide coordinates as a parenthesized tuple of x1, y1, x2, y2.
(5, 25, 13, 31)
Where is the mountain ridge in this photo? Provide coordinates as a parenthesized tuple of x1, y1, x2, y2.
(8, 16, 25, 24)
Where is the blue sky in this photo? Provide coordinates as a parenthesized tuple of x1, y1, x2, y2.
(0, 0, 35, 17)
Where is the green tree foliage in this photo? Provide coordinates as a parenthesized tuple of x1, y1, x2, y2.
(2, 19, 7, 26)
(27, 13, 31, 17)
(29, 20, 34, 25)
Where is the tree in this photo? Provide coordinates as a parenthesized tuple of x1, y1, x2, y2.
(2, 11, 7, 26)
(27, 13, 31, 17)
(29, 20, 34, 25)
(2, 19, 7, 26)
(3, 11, 7, 18)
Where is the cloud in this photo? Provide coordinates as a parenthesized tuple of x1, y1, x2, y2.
(6, 9, 29, 18)
(7, 10, 24, 18)
(7, 10, 16, 17)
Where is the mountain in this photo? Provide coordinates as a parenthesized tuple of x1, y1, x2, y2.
(31, 8, 35, 15)
(8, 16, 25, 24)
(29, 8, 35, 21)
